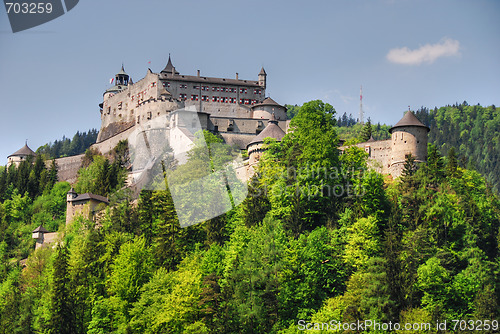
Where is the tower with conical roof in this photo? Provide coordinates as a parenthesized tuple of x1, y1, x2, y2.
(103, 65, 130, 98)
(246, 113, 286, 176)
(161, 55, 179, 76)
(115, 65, 129, 86)
(7, 142, 36, 167)
(389, 110, 429, 177)
(258, 67, 266, 88)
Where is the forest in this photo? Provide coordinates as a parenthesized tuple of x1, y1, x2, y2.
(36, 129, 98, 159)
(0, 100, 498, 333)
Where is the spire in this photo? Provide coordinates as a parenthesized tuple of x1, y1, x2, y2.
(259, 67, 266, 75)
(114, 64, 129, 86)
(117, 64, 128, 76)
(161, 54, 179, 74)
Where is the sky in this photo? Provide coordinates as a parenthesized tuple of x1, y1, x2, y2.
(0, 0, 499, 161)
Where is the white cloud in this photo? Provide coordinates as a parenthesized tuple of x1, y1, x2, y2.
(386, 38, 460, 65)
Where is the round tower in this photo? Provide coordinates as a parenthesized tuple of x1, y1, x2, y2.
(251, 97, 287, 121)
(103, 65, 130, 100)
(7, 142, 36, 167)
(389, 111, 429, 177)
(247, 113, 286, 167)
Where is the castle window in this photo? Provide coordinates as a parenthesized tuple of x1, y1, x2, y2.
(212, 96, 219, 102)
(212, 87, 219, 92)
(240, 88, 247, 94)
(254, 89, 262, 94)
(118, 102, 122, 109)
(107, 107, 111, 114)
(147, 112, 152, 120)
(202, 86, 209, 91)
(193, 85, 200, 89)
(191, 95, 199, 101)
(202, 95, 209, 101)
(179, 93, 187, 100)
(163, 82, 170, 88)
(151, 82, 157, 88)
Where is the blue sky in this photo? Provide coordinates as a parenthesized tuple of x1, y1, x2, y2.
(1, 0, 499, 161)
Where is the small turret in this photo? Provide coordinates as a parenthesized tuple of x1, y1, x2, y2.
(67, 187, 78, 202)
(258, 67, 267, 88)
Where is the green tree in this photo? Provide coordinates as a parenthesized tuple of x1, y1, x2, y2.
(50, 244, 74, 334)
(359, 117, 373, 142)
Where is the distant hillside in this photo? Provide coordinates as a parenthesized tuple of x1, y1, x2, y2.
(36, 129, 98, 158)
(336, 103, 500, 192)
(415, 102, 499, 192)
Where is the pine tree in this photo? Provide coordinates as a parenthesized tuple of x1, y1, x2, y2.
(360, 117, 372, 142)
(50, 245, 74, 334)
(446, 147, 458, 178)
(401, 153, 416, 180)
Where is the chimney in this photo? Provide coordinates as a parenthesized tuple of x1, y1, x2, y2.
(172, 67, 175, 75)
(236, 72, 239, 80)
(197, 69, 200, 77)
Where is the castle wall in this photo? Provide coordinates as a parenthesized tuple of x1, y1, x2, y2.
(51, 154, 84, 184)
(92, 126, 136, 156)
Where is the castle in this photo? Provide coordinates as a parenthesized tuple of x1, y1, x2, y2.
(96, 56, 287, 149)
(340, 111, 430, 178)
(7, 56, 430, 184)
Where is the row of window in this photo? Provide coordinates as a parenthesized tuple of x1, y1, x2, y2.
(185, 94, 257, 104)
(162, 82, 261, 95)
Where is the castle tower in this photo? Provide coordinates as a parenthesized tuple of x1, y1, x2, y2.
(389, 111, 429, 177)
(103, 65, 130, 100)
(247, 113, 286, 170)
(32, 225, 48, 250)
(161, 55, 179, 76)
(7, 142, 36, 167)
(251, 97, 287, 121)
(67, 187, 77, 202)
(258, 67, 267, 88)
(115, 65, 129, 86)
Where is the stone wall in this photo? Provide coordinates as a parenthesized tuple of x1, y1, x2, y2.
(52, 154, 84, 184)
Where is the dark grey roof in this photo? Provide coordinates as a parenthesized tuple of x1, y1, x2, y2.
(161, 55, 179, 74)
(32, 225, 49, 233)
(389, 111, 429, 133)
(105, 85, 126, 94)
(252, 97, 284, 109)
(259, 67, 266, 75)
(70, 193, 109, 204)
(117, 65, 128, 76)
(159, 73, 260, 87)
(8, 144, 36, 158)
(247, 115, 286, 147)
